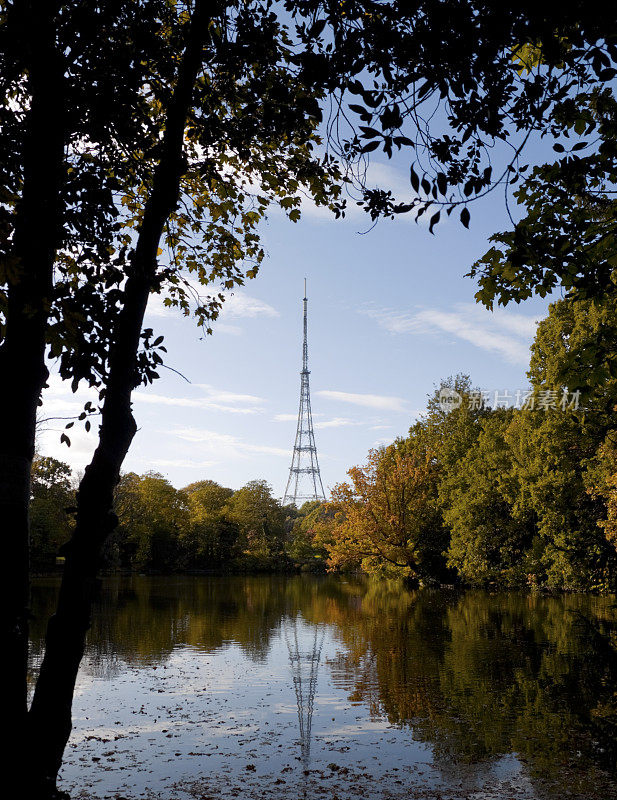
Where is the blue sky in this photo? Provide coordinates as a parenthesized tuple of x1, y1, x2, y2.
(38, 158, 552, 498)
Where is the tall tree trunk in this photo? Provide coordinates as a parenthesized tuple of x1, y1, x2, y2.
(27, 4, 209, 795)
(0, 1, 64, 787)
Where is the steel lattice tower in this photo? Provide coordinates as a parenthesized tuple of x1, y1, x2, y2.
(282, 280, 325, 506)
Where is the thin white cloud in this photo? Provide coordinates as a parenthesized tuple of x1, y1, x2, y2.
(36, 375, 269, 476)
(138, 458, 217, 470)
(223, 293, 278, 319)
(362, 303, 539, 365)
(41, 375, 265, 417)
(133, 392, 204, 409)
(146, 286, 278, 326)
(145, 291, 180, 318)
(36, 425, 97, 472)
(314, 417, 364, 429)
(316, 390, 409, 413)
(133, 384, 265, 415)
(38, 374, 99, 433)
(193, 385, 265, 405)
(42, 372, 96, 402)
(173, 427, 290, 459)
(38, 397, 86, 416)
(215, 323, 243, 336)
(35, 374, 100, 471)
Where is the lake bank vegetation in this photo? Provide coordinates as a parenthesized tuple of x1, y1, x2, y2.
(30, 463, 325, 576)
(317, 294, 617, 592)
(34, 296, 617, 592)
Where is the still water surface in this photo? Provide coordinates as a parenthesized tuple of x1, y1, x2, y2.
(29, 576, 617, 799)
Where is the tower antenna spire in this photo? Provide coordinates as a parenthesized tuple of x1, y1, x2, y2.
(283, 280, 325, 506)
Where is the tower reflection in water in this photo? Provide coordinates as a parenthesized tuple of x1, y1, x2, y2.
(283, 613, 326, 780)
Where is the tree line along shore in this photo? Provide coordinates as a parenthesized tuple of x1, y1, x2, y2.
(33, 296, 617, 592)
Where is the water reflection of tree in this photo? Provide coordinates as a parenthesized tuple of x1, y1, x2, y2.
(28, 576, 617, 796)
(326, 588, 617, 795)
(28, 575, 356, 673)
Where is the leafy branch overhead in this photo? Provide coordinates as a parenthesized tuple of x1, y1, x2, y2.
(286, 1, 617, 302)
(1, 1, 343, 439)
(4, 1, 617, 437)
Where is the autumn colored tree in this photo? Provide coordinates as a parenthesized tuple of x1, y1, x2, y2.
(322, 439, 446, 582)
(318, 304, 617, 590)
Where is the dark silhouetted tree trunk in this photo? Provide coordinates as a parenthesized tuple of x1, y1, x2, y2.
(27, 3, 209, 795)
(0, 1, 65, 788)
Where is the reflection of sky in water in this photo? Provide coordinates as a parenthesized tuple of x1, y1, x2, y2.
(59, 637, 523, 800)
(27, 577, 617, 800)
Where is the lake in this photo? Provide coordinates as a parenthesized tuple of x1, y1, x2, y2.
(29, 576, 617, 799)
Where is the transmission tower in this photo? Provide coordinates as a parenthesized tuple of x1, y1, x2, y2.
(282, 279, 325, 506)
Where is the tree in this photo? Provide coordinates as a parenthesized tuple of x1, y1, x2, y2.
(227, 480, 287, 567)
(322, 438, 446, 582)
(444, 409, 535, 586)
(19, 3, 341, 790)
(288, 500, 329, 570)
(2, 0, 199, 740)
(469, 87, 617, 308)
(30, 456, 74, 571)
(522, 296, 617, 588)
(504, 408, 614, 591)
(588, 440, 617, 555)
(113, 472, 190, 571)
(297, 2, 617, 308)
(182, 480, 238, 567)
(414, 375, 489, 498)
(527, 296, 617, 412)
(318, 345, 617, 590)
